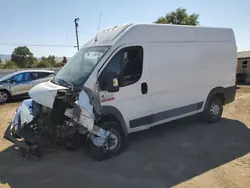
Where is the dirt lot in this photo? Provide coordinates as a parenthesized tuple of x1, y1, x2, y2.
(0, 87, 250, 188)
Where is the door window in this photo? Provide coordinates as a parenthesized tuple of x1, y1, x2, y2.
(31, 72, 39, 80)
(31, 72, 55, 80)
(99, 46, 143, 90)
(13, 72, 31, 83)
(13, 74, 23, 82)
(122, 47, 143, 86)
(23, 72, 31, 81)
(37, 72, 54, 79)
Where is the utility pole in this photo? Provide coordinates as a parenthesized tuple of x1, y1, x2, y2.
(74, 17, 80, 51)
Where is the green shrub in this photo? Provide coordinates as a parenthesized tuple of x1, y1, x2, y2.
(3, 60, 19, 69)
(35, 60, 51, 68)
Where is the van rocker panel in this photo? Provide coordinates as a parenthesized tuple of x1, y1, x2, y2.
(129, 102, 204, 128)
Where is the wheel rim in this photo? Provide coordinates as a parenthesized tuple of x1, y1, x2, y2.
(103, 129, 120, 152)
(210, 103, 220, 116)
(0, 92, 8, 103)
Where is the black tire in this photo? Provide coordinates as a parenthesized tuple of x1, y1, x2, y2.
(0, 90, 10, 104)
(90, 121, 127, 161)
(203, 96, 223, 123)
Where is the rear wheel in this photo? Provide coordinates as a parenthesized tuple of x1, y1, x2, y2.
(89, 121, 127, 161)
(203, 96, 223, 123)
(0, 90, 9, 104)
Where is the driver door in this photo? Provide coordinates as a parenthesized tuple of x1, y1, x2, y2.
(11, 72, 33, 96)
(98, 45, 153, 133)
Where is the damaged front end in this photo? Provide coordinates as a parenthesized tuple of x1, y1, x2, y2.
(4, 99, 49, 157)
(3, 81, 112, 159)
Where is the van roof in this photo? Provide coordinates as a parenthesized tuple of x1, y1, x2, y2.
(84, 23, 235, 47)
(84, 23, 133, 46)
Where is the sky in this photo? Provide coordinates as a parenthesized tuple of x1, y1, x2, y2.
(0, 0, 249, 57)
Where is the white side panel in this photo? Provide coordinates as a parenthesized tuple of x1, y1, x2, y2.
(196, 41, 237, 89)
(147, 42, 206, 121)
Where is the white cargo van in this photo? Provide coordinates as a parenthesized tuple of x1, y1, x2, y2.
(86, 23, 237, 128)
(29, 23, 237, 159)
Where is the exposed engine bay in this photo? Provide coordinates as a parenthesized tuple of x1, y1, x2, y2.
(4, 82, 119, 160)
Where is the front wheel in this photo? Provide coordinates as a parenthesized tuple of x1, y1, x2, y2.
(0, 90, 9, 104)
(89, 121, 127, 161)
(203, 96, 223, 123)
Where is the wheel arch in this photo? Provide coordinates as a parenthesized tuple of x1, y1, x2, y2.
(205, 87, 226, 109)
(100, 106, 128, 136)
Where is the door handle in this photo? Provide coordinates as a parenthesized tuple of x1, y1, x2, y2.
(141, 82, 148, 94)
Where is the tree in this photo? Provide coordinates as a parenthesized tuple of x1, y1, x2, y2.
(47, 55, 56, 66)
(0, 58, 2, 64)
(154, 8, 199, 25)
(11, 46, 34, 68)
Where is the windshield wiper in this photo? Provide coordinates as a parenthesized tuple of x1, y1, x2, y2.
(58, 79, 73, 91)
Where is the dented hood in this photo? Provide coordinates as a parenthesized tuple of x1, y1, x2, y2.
(29, 81, 68, 108)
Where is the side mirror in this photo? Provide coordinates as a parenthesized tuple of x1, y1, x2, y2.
(8, 79, 14, 84)
(102, 72, 119, 93)
(10, 78, 17, 84)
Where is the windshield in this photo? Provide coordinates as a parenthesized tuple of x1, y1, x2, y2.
(54, 46, 110, 86)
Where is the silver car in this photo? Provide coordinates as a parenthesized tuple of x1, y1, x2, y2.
(0, 70, 55, 103)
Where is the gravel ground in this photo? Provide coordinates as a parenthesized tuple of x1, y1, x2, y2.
(0, 86, 249, 188)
